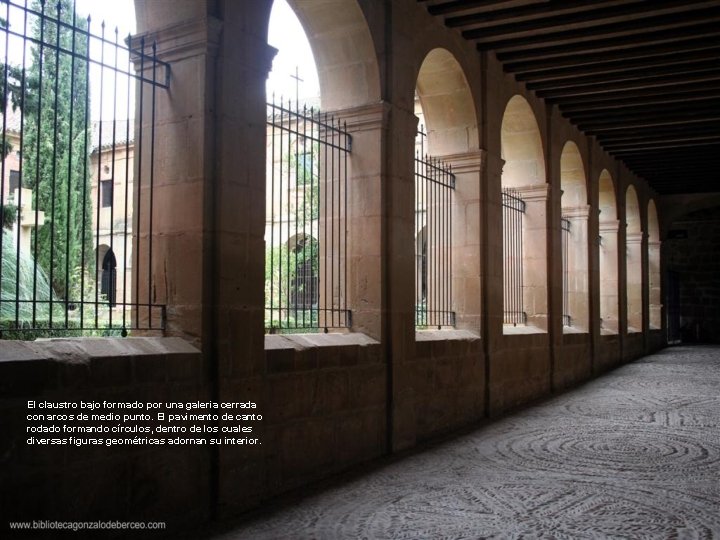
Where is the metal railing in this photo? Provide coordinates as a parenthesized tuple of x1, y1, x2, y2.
(265, 96, 351, 332)
(502, 187, 526, 326)
(561, 216, 571, 327)
(414, 126, 455, 328)
(0, 0, 167, 339)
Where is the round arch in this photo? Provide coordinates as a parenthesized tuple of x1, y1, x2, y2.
(501, 95, 545, 188)
(598, 169, 619, 333)
(415, 48, 477, 155)
(647, 199, 661, 329)
(560, 141, 586, 206)
(625, 185, 641, 234)
(560, 141, 588, 330)
(598, 169, 617, 221)
(285, 0, 380, 110)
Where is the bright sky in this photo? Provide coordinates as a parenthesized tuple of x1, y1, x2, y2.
(266, 0, 320, 103)
(0, 0, 318, 119)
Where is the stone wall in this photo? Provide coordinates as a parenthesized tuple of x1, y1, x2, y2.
(665, 207, 720, 343)
(414, 331, 484, 441)
(0, 338, 210, 531)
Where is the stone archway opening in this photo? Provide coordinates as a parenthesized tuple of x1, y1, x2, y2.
(560, 141, 589, 331)
(501, 95, 547, 330)
(599, 170, 619, 334)
(626, 185, 643, 333)
(647, 200, 661, 330)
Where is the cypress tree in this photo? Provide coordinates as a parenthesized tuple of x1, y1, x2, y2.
(22, 0, 92, 301)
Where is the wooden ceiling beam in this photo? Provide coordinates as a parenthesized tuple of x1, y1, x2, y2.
(514, 50, 720, 82)
(559, 93, 720, 114)
(527, 62, 717, 91)
(537, 74, 720, 99)
(495, 24, 720, 61)
(503, 36, 720, 71)
(571, 105, 720, 123)
(446, 0, 629, 28)
(462, 1, 714, 39)
(469, 9, 720, 48)
(426, 0, 524, 16)
(548, 82, 720, 106)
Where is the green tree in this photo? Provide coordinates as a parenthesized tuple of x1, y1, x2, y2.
(22, 0, 92, 301)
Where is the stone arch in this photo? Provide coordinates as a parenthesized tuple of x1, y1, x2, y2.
(415, 48, 478, 155)
(501, 95, 545, 188)
(647, 199, 661, 329)
(598, 169, 619, 333)
(500, 95, 547, 330)
(284, 0, 381, 110)
(560, 141, 588, 330)
(625, 184, 643, 333)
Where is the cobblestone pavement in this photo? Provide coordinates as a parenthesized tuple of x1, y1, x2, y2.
(207, 345, 720, 539)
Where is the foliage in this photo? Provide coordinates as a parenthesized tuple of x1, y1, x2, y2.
(1, 204, 17, 229)
(21, 0, 93, 301)
(0, 228, 54, 322)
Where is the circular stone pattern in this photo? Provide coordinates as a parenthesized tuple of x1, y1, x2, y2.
(488, 424, 720, 480)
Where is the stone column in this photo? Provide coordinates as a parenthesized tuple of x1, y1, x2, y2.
(599, 220, 620, 334)
(626, 231, 644, 332)
(442, 150, 484, 334)
(516, 184, 550, 331)
(648, 240, 662, 329)
(130, 10, 223, 349)
(562, 204, 591, 330)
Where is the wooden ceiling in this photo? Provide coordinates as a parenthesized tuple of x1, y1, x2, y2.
(419, 0, 720, 195)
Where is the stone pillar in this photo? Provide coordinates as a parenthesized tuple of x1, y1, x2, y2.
(131, 9, 223, 348)
(443, 150, 484, 334)
(484, 151, 504, 345)
(599, 220, 620, 334)
(516, 183, 550, 331)
(626, 231, 644, 332)
(648, 240, 662, 329)
(562, 204, 590, 330)
(335, 103, 390, 340)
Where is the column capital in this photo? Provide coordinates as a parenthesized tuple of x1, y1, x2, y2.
(436, 149, 485, 175)
(516, 183, 550, 202)
(130, 16, 224, 65)
(626, 231, 644, 244)
(332, 102, 391, 133)
(599, 219, 620, 234)
(562, 204, 591, 220)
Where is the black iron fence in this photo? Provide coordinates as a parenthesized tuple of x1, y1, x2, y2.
(502, 187, 526, 326)
(415, 126, 455, 328)
(0, 0, 167, 339)
(561, 216, 571, 326)
(265, 96, 351, 332)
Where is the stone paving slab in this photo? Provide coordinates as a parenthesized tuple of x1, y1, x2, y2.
(201, 345, 720, 539)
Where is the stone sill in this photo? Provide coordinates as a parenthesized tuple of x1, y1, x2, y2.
(0, 336, 199, 364)
(627, 328, 643, 334)
(265, 332, 379, 351)
(600, 328, 619, 336)
(415, 329, 480, 342)
(562, 326, 588, 335)
(503, 325, 546, 335)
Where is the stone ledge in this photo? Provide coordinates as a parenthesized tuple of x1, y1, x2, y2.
(0, 337, 199, 364)
(503, 325, 546, 335)
(415, 329, 480, 342)
(265, 333, 379, 351)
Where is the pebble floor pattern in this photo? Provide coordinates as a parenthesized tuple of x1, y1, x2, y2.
(206, 345, 720, 539)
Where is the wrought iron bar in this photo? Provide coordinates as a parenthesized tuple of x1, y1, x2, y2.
(0, 0, 166, 338)
(414, 126, 455, 329)
(561, 216, 571, 327)
(502, 187, 526, 325)
(265, 97, 351, 332)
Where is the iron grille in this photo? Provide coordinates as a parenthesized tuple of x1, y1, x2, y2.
(502, 187, 526, 326)
(0, 0, 168, 339)
(265, 96, 351, 332)
(414, 126, 455, 329)
(561, 216, 571, 327)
